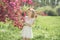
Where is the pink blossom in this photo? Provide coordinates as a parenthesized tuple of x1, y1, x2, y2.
(22, 0, 27, 2)
(28, 0, 33, 4)
(2, 0, 7, 2)
(15, 0, 18, 2)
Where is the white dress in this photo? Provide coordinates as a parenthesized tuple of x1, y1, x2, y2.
(21, 16, 34, 38)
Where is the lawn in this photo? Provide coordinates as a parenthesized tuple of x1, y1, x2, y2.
(0, 16, 60, 40)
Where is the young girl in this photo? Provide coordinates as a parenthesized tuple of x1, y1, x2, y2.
(21, 9, 35, 40)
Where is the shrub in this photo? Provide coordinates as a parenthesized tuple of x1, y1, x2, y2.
(56, 8, 60, 16)
(55, 5, 60, 16)
(36, 6, 58, 16)
(44, 10, 58, 16)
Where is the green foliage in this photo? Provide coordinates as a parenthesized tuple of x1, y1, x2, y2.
(21, 5, 30, 11)
(33, 0, 60, 7)
(0, 21, 21, 40)
(44, 10, 58, 16)
(57, 8, 60, 16)
(0, 16, 60, 40)
(36, 6, 58, 16)
(55, 5, 60, 16)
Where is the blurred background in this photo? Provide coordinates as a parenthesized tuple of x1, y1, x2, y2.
(0, 0, 60, 40)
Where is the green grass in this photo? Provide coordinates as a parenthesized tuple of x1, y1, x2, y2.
(33, 16, 60, 40)
(0, 16, 60, 40)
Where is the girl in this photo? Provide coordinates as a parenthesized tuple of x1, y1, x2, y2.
(21, 9, 35, 40)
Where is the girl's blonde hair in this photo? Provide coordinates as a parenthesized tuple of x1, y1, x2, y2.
(27, 9, 35, 18)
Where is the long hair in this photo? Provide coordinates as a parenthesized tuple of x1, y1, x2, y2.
(31, 10, 35, 18)
(27, 8, 36, 18)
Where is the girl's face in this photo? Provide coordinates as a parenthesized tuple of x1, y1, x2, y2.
(28, 10, 32, 17)
(27, 10, 35, 18)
